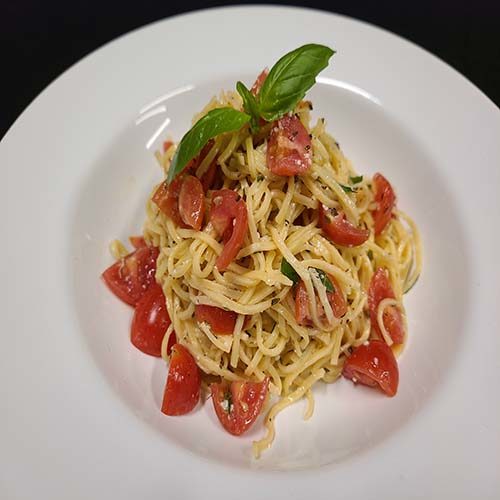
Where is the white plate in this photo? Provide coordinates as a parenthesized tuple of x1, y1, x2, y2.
(2, 6, 499, 499)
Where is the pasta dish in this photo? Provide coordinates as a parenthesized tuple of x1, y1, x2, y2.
(102, 44, 422, 457)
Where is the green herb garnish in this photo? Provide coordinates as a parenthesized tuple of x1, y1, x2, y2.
(237, 44, 334, 125)
(281, 258, 300, 285)
(314, 268, 335, 292)
(340, 184, 357, 193)
(168, 44, 334, 182)
(367, 250, 373, 260)
(167, 107, 250, 183)
(350, 175, 363, 184)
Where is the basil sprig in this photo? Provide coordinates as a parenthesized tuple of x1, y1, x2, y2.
(166, 107, 250, 184)
(167, 43, 334, 183)
(238, 44, 334, 126)
(281, 258, 300, 285)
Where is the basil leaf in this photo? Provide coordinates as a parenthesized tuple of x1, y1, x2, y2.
(258, 44, 335, 122)
(236, 81, 260, 132)
(350, 175, 363, 184)
(314, 268, 335, 292)
(167, 107, 250, 183)
(281, 258, 300, 285)
(340, 184, 357, 193)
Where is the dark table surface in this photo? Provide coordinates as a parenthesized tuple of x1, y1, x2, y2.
(2, 0, 499, 139)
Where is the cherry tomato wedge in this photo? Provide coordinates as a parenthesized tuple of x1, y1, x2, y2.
(210, 189, 239, 235)
(195, 305, 237, 334)
(152, 178, 187, 228)
(210, 378, 269, 436)
(267, 114, 312, 176)
(328, 275, 348, 318)
(250, 68, 268, 96)
(295, 276, 347, 326)
(209, 190, 248, 272)
(342, 340, 399, 396)
(319, 205, 370, 247)
(129, 236, 147, 249)
(372, 173, 396, 236)
(101, 246, 159, 306)
(161, 344, 201, 416)
(178, 175, 205, 230)
(131, 284, 171, 357)
(368, 268, 405, 344)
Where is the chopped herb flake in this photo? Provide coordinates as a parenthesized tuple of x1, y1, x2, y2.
(314, 268, 335, 292)
(281, 259, 300, 285)
(349, 175, 363, 184)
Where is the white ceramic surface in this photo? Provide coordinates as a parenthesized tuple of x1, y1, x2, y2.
(2, 6, 499, 499)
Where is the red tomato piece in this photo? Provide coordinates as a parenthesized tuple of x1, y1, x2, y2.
(152, 178, 187, 228)
(210, 189, 239, 235)
(178, 175, 205, 231)
(209, 190, 248, 272)
(195, 304, 237, 335)
(102, 246, 159, 306)
(216, 200, 248, 272)
(210, 378, 269, 436)
(161, 344, 201, 416)
(368, 268, 405, 344)
(295, 280, 310, 326)
(267, 114, 312, 176)
(163, 140, 173, 153)
(342, 340, 399, 396)
(329, 275, 348, 318)
(129, 236, 147, 249)
(295, 276, 347, 326)
(131, 284, 171, 357)
(372, 173, 396, 236)
(319, 205, 370, 247)
(250, 68, 268, 96)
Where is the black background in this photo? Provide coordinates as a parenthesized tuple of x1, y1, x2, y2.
(2, 0, 499, 138)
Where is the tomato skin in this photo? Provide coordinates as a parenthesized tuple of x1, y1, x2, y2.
(329, 275, 348, 318)
(319, 205, 370, 247)
(210, 378, 269, 436)
(368, 268, 405, 344)
(152, 178, 187, 228)
(129, 236, 147, 249)
(131, 284, 171, 357)
(210, 189, 239, 235)
(102, 246, 159, 306)
(251, 68, 268, 96)
(216, 200, 248, 272)
(295, 280, 310, 326)
(267, 114, 312, 176)
(295, 276, 347, 326)
(195, 305, 237, 334)
(372, 173, 396, 236)
(342, 340, 399, 396)
(178, 175, 205, 230)
(209, 190, 248, 272)
(162, 344, 201, 416)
